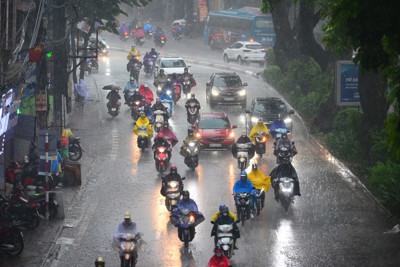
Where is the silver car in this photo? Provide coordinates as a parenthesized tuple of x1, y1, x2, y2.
(223, 41, 266, 66)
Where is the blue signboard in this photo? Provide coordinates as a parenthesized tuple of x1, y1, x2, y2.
(336, 61, 361, 106)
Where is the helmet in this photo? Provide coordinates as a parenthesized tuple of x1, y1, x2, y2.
(221, 206, 229, 216)
(95, 257, 105, 267)
(130, 76, 135, 82)
(190, 93, 195, 99)
(170, 165, 177, 174)
(160, 69, 165, 74)
(252, 163, 258, 170)
(257, 117, 264, 124)
(166, 78, 171, 83)
(144, 83, 149, 88)
(240, 171, 247, 181)
(156, 97, 161, 104)
(184, 67, 188, 73)
(131, 45, 135, 49)
(214, 246, 223, 257)
(124, 212, 131, 219)
(139, 111, 145, 118)
(151, 48, 155, 52)
(182, 190, 190, 200)
(163, 121, 169, 127)
(241, 131, 247, 138)
(188, 128, 194, 136)
(219, 204, 226, 212)
(133, 89, 139, 95)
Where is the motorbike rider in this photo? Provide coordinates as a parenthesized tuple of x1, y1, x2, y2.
(179, 128, 201, 156)
(128, 89, 146, 107)
(170, 190, 205, 242)
(106, 88, 121, 114)
(159, 121, 178, 147)
(208, 246, 231, 267)
(138, 83, 154, 105)
(119, 22, 128, 38)
(249, 117, 270, 142)
(182, 67, 197, 88)
(144, 21, 155, 36)
(162, 78, 176, 96)
(127, 45, 141, 61)
(159, 89, 173, 117)
(270, 114, 288, 139)
(151, 97, 169, 122)
(273, 130, 297, 158)
(142, 103, 154, 123)
(210, 206, 240, 250)
(152, 132, 172, 160)
(247, 163, 271, 211)
(211, 204, 237, 223)
(133, 25, 145, 44)
(270, 160, 301, 199)
(148, 47, 158, 58)
(160, 165, 184, 196)
(233, 171, 256, 219)
(154, 26, 166, 43)
(154, 69, 168, 87)
(123, 77, 139, 104)
(133, 111, 153, 138)
(112, 212, 141, 266)
(184, 93, 201, 116)
(142, 53, 155, 74)
(231, 131, 256, 159)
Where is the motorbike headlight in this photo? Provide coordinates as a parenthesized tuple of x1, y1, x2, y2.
(284, 117, 292, 124)
(159, 148, 165, 153)
(157, 86, 162, 91)
(251, 117, 258, 123)
(135, 101, 140, 105)
(167, 90, 172, 95)
(211, 89, 219, 96)
(168, 181, 179, 188)
(262, 136, 267, 142)
(238, 89, 246, 96)
(188, 142, 195, 147)
(189, 215, 195, 224)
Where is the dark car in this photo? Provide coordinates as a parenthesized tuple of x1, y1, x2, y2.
(247, 97, 294, 130)
(206, 72, 248, 108)
(193, 112, 237, 149)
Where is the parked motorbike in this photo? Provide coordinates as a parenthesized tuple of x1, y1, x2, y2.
(155, 146, 170, 173)
(136, 125, 150, 151)
(116, 233, 142, 267)
(234, 192, 252, 226)
(185, 102, 200, 125)
(164, 178, 185, 212)
(153, 110, 167, 133)
(254, 131, 269, 157)
(181, 141, 201, 170)
(216, 224, 234, 259)
(0, 218, 24, 256)
(69, 136, 83, 161)
(6, 201, 41, 230)
(254, 189, 265, 216)
(236, 143, 251, 171)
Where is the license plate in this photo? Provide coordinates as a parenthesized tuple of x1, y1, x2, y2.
(225, 97, 234, 101)
(161, 41, 165, 43)
(209, 143, 222, 148)
(111, 108, 116, 111)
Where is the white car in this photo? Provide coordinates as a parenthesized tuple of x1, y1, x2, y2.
(223, 41, 266, 66)
(154, 57, 190, 77)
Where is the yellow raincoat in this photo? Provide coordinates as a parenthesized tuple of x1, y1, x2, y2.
(248, 169, 271, 191)
(133, 117, 153, 138)
(211, 211, 237, 223)
(249, 123, 270, 142)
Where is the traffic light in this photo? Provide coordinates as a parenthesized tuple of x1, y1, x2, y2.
(46, 51, 54, 61)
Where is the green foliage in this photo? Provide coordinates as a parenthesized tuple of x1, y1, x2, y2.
(369, 161, 400, 216)
(385, 113, 400, 161)
(325, 108, 363, 162)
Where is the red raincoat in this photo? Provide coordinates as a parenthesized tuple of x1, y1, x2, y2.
(208, 255, 230, 267)
(139, 84, 154, 105)
(158, 127, 178, 147)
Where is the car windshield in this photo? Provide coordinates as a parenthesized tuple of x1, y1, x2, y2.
(254, 101, 287, 114)
(161, 59, 186, 68)
(199, 117, 229, 129)
(245, 44, 262, 50)
(214, 76, 242, 87)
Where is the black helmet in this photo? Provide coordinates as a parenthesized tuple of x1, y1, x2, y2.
(133, 89, 139, 95)
(182, 190, 190, 199)
(252, 163, 258, 170)
(170, 165, 177, 175)
(156, 97, 161, 104)
(190, 93, 195, 99)
(95, 257, 105, 267)
(160, 69, 165, 74)
(151, 48, 155, 52)
(221, 206, 229, 216)
(219, 204, 226, 212)
(240, 171, 247, 181)
(184, 67, 188, 73)
(163, 120, 169, 127)
(241, 131, 247, 138)
(188, 128, 194, 136)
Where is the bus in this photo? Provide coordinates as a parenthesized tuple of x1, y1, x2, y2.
(203, 7, 275, 49)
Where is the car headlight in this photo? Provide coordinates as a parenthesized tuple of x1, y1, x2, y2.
(211, 89, 219, 96)
(229, 132, 235, 138)
(238, 89, 246, 96)
(251, 117, 258, 123)
(284, 117, 292, 124)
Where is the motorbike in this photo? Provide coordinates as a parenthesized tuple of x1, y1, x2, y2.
(145, 29, 153, 39)
(116, 233, 142, 267)
(275, 140, 295, 164)
(164, 178, 185, 212)
(153, 110, 167, 133)
(6, 201, 41, 230)
(172, 83, 182, 104)
(143, 57, 156, 78)
(254, 131, 268, 157)
(155, 81, 166, 97)
(155, 35, 167, 47)
(182, 76, 192, 96)
(181, 141, 201, 170)
(154, 146, 170, 173)
(130, 99, 146, 122)
(69, 136, 83, 161)
(271, 128, 289, 141)
(171, 208, 198, 253)
(120, 30, 129, 41)
(185, 102, 200, 125)
(236, 143, 251, 171)
(276, 176, 295, 212)
(234, 192, 252, 226)
(109, 102, 120, 118)
(254, 188, 265, 216)
(135, 36, 145, 46)
(160, 96, 173, 118)
(129, 61, 142, 83)
(136, 125, 150, 151)
(0, 218, 24, 256)
(216, 224, 234, 259)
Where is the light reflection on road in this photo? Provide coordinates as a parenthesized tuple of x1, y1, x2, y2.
(274, 219, 294, 267)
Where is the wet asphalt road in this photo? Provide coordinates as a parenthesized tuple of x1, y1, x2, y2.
(1, 32, 400, 267)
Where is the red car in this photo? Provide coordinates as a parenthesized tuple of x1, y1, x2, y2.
(193, 112, 237, 149)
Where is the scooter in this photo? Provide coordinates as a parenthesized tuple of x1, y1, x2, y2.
(185, 102, 200, 125)
(181, 141, 201, 170)
(254, 131, 268, 158)
(236, 143, 250, 171)
(216, 224, 234, 259)
(164, 178, 185, 212)
(182, 76, 192, 95)
(69, 136, 83, 161)
(153, 110, 167, 133)
(0, 218, 24, 257)
(254, 188, 265, 216)
(136, 125, 150, 151)
(172, 83, 182, 104)
(108, 102, 120, 118)
(171, 208, 201, 254)
(116, 233, 142, 267)
(154, 146, 170, 173)
(274, 140, 295, 164)
(234, 192, 252, 227)
(276, 176, 295, 212)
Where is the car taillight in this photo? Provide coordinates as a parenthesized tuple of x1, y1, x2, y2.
(124, 32, 128, 36)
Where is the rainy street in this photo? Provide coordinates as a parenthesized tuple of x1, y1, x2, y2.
(3, 33, 400, 267)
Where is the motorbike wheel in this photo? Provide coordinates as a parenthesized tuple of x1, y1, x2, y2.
(165, 198, 172, 211)
(5, 233, 24, 256)
(241, 210, 246, 227)
(256, 201, 261, 216)
(280, 197, 291, 212)
(224, 248, 232, 259)
(69, 143, 82, 161)
(27, 214, 40, 230)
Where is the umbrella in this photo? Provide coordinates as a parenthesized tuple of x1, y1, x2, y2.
(102, 84, 121, 91)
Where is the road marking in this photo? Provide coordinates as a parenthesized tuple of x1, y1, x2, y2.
(56, 237, 75, 245)
(110, 120, 119, 160)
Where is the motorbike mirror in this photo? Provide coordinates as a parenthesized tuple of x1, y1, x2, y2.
(243, 82, 248, 86)
(292, 141, 295, 145)
(231, 124, 237, 129)
(289, 110, 294, 114)
(181, 177, 186, 180)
